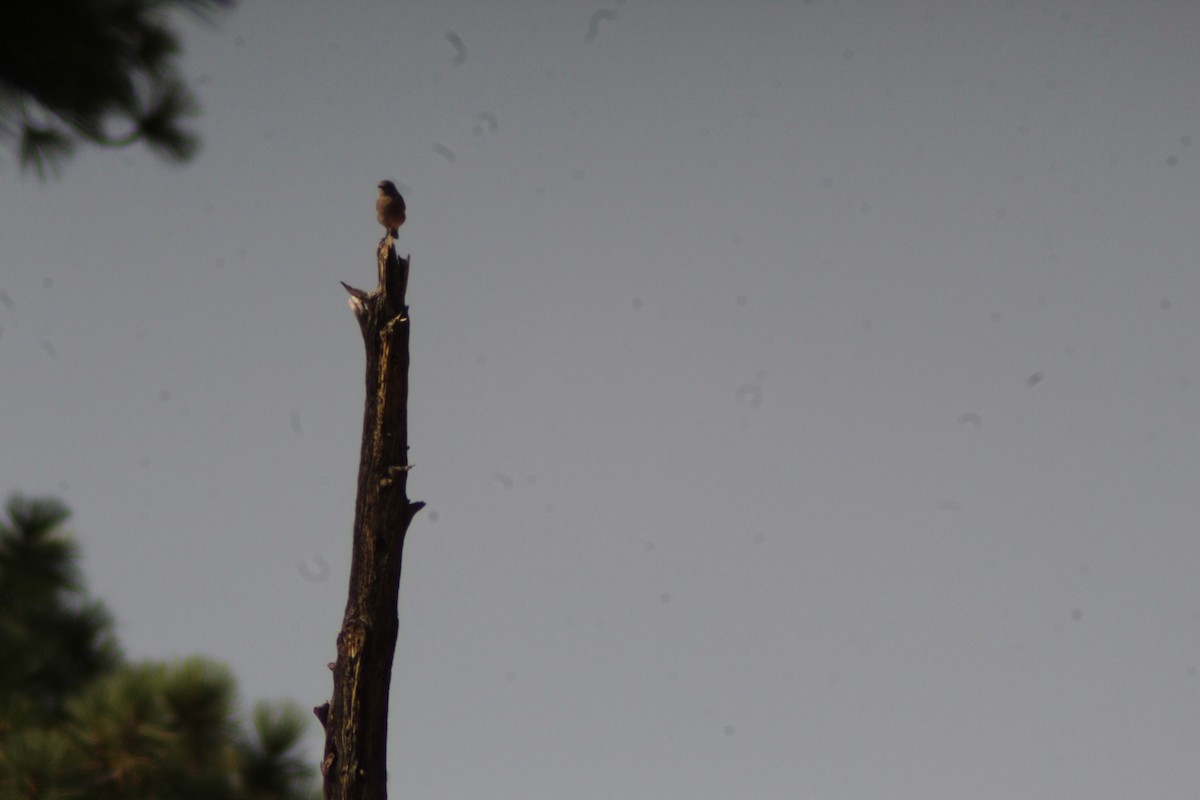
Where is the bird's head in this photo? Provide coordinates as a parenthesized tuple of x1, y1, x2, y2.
(378, 180, 397, 194)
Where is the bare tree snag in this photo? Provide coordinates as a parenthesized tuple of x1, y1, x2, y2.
(316, 232, 424, 800)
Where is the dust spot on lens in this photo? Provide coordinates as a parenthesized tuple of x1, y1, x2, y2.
(297, 555, 331, 583)
(475, 111, 498, 133)
(445, 31, 467, 64)
(585, 9, 617, 43)
(736, 383, 763, 409)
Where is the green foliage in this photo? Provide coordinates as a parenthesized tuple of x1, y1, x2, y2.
(0, 494, 316, 800)
(0, 0, 233, 179)
(0, 495, 121, 724)
(240, 702, 314, 800)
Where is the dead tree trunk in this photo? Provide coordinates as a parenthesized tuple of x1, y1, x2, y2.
(315, 233, 424, 800)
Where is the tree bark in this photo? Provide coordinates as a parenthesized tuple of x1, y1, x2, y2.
(315, 234, 423, 800)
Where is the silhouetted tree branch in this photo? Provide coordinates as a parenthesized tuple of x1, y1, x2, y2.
(0, 0, 232, 179)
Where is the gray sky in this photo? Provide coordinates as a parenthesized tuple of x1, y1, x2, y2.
(3, 1, 1199, 797)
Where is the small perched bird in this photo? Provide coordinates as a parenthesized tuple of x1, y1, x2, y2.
(376, 180, 407, 237)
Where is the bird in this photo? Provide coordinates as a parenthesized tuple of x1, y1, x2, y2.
(376, 180, 407, 237)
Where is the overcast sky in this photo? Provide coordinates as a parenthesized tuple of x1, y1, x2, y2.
(3, 1, 1199, 797)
